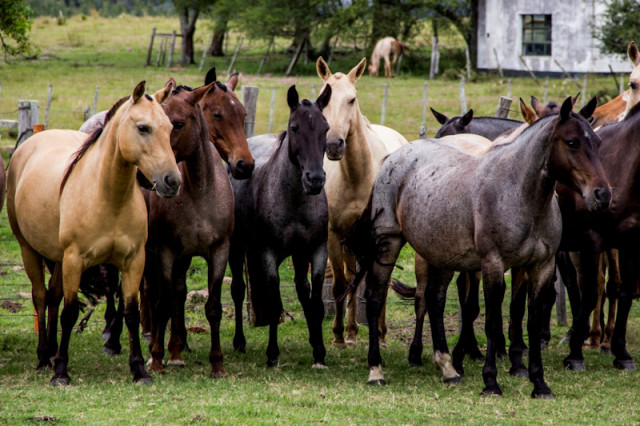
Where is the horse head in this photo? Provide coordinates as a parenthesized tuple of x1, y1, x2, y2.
(286, 84, 331, 195)
(197, 68, 255, 179)
(432, 108, 474, 137)
(548, 96, 610, 211)
(118, 81, 181, 198)
(626, 41, 640, 116)
(316, 57, 366, 160)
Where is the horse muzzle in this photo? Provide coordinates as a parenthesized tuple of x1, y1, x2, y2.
(153, 171, 182, 198)
(585, 185, 612, 212)
(303, 171, 326, 195)
(326, 138, 345, 161)
(230, 159, 255, 180)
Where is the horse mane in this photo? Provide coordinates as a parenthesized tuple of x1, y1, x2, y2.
(215, 81, 228, 92)
(60, 95, 129, 193)
(485, 114, 556, 153)
(174, 85, 194, 94)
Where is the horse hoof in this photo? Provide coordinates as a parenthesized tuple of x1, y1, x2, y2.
(509, 367, 528, 379)
(600, 347, 612, 355)
(613, 359, 636, 371)
(51, 376, 70, 387)
(379, 339, 388, 348)
(135, 377, 153, 385)
(468, 350, 484, 361)
(234, 344, 247, 354)
(344, 338, 357, 346)
(563, 359, 585, 371)
(443, 376, 461, 384)
(36, 362, 52, 371)
(167, 359, 186, 368)
(481, 387, 502, 397)
(331, 340, 347, 348)
(312, 363, 328, 370)
(103, 346, 121, 356)
(532, 390, 554, 399)
(367, 378, 386, 386)
(266, 359, 278, 368)
(211, 369, 227, 379)
(408, 361, 422, 368)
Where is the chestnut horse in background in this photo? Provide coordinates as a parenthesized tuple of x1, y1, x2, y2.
(368, 37, 407, 78)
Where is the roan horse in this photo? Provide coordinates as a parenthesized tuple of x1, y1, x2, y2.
(368, 37, 408, 78)
(228, 85, 332, 368)
(431, 108, 523, 140)
(316, 57, 408, 346)
(7, 81, 181, 385)
(142, 79, 235, 378)
(346, 97, 611, 398)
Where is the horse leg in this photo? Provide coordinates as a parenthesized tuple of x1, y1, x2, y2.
(383, 56, 391, 78)
(610, 247, 638, 371)
(480, 256, 506, 396)
(426, 267, 460, 384)
(564, 248, 600, 371)
(168, 256, 191, 367)
(205, 243, 230, 378)
(328, 234, 347, 346)
(587, 254, 606, 348)
(508, 267, 528, 378)
(121, 251, 152, 384)
(293, 249, 328, 369)
(139, 275, 152, 341)
(45, 263, 63, 367)
(556, 250, 579, 343)
(408, 254, 428, 367)
(103, 266, 124, 355)
(378, 280, 390, 348)
(526, 261, 555, 399)
(601, 249, 621, 354)
(229, 242, 247, 353)
(146, 248, 173, 373)
(344, 252, 359, 345)
(452, 271, 483, 376)
(259, 251, 283, 367)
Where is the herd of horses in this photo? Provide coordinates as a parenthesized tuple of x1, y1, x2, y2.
(3, 39, 640, 400)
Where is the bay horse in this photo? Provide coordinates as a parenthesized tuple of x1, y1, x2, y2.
(368, 37, 407, 78)
(559, 101, 640, 373)
(228, 84, 332, 368)
(6, 81, 181, 385)
(141, 79, 235, 377)
(316, 57, 408, 346)
(346, 97, 611, 398)
(431, 108, 523, 140)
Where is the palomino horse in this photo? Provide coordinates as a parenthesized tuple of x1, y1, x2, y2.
(7, 81, 181, 385)
(316, 57, 408, 346)
(140, 80, 235, 378)
(559, 102, 640, 373)
(431, 108, 522, 140)
(347, 97, 611, 398)
(591, 41, 640, 128)
(229, 85, 332, 367)
(368, 37, 407, 78)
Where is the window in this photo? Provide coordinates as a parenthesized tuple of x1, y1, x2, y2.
(522, 14, 552, 56)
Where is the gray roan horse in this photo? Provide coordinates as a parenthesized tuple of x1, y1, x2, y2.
(229, 84, 332, 367)
(346, 97, 611, 398)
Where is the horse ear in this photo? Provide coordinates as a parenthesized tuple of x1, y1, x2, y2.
(227, 72, 239, 91)
(287, 85, 299, 111)
(571, 92, 580, 106)
(579, 96, 598, 120)
(628, 41, 640, 66)
(316, 57, 331, 81)
(153, 79, 173, 105)
(316, 84, 332, 111)
(530, 96, 543, 116)
(187, 83, 212, 105)
(132, 81, 146, 104)
(520, 98, 537, 124)
(348, 58, 367, 83)
(461, 109, 474, 126)
(205, 67, 217, 86)
(430, 108, 448, 125)
(559, 96, 573, 122)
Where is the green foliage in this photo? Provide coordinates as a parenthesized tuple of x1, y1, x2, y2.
(0, 0, 37, 61)
(595, 0, 640, 57)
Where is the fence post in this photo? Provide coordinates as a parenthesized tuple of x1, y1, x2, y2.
(493, 48, 503, 79)
(459, 77, 467, 114)
(92, 86, 99, 116)
(429, 36, 439, 80)
(268, 87, 275, 134)
(242, 86, 259, 138)
(45, 84, 53, 129)
(227, 36, 244, 76)
(83, 105, 90, 122)
(17, 100, 39, 145)
(495, 96, 512, 119)
(168, 30, 177, 69)
(419, 82, 428, 139)
(620, 74, 625, 94)
(257, 37, 274, 75)
(145, 27, 156, 66)
(380, 83, 389, 125)
(507, 79, 512, 99)
(465, 45, 471, 80)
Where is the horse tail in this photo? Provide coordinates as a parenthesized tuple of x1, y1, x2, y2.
(78, 264, 119, 306)
(390, 278, 416, 299)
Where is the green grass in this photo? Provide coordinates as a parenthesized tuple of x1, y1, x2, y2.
(1, 14, 639, 424)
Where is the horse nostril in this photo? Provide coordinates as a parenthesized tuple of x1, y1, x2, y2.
(164, 174, 179, 189)
(237, 160, 245, 170)
(594, 187, 612, 205)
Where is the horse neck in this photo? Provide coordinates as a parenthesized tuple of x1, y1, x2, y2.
(181, 118, 217, 193)
(268, 135, 304, 198)
(341, 108, 375, 184)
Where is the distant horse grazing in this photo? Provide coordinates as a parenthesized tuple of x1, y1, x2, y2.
(229, 84, 332, 368)
(316, 57, 408, 346)
(431, 108, 522, 140)
(347, 97, 611, 398)
(368, 37, 407, 78)
(143, 79, 235, 377)
(7, 81, 181, 385)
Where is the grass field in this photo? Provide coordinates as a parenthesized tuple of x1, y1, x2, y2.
(1, 14, 640, 424)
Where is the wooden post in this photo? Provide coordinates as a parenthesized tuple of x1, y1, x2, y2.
(17, 100, 39, 145)
(465, 45, 471, 80)
(493, 48, 503, 78)
(419, 82, 428, 139)
(395, 53, 403, 76)
(620, 74, 625, 94)
(227, 36, 244, 76)
(145, 27, 156, 66)
(268, 87, 275, 134)
(459, 77, 467, 114)
(241, 86, 258, 138)
(543, 78, 549, 104)
(380, 83, 388, 125)
(92, 86, 99, 115)
(327, 37, 338, 66)
(83, 105, 90, 122)
(198, 34, 211, 72)
(168, 30, 177, 69)
(608, 64, 620, 92)
(519, 55, 541, 86)
(581, 74, 588, 108)
(495, 96, 512, 119)
(507, 79, 512, 99)
(45, 84, 52, 129)
(555, 268, 567, 327)
(285, 39, 305, 77)
(429, 36, 439, 80)
(257, 37, 274, 75)
(156, 37, 165, 67)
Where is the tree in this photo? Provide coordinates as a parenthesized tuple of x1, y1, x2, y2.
(206, 0, 233, 56)
(596, 0, 640, 57)
(173, 0, 212, 65)
(0, 0, 36, 62)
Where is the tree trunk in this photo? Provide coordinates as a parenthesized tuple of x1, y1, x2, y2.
(179, 7, 199, 65)
(208, 13, 228, 56)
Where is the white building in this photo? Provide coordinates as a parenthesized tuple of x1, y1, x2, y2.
(477, 0, 631, 75)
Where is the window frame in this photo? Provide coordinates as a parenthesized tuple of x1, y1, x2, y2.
(521, 14, 552, 56)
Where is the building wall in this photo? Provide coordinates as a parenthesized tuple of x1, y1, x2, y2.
(477, 0, 631, 74)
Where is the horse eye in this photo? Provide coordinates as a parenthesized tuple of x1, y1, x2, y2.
(631, 81, 638, 91)
(565, 139, 580, 149)
(348, 98, 356, 105)
(137, 124, 151, 134)
(213, 112, 223, 119)
(291, 124, 299, 133)
(173, 121, 185, 130)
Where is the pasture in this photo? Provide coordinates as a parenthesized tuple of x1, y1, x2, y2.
(1, 15, 640, 424)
